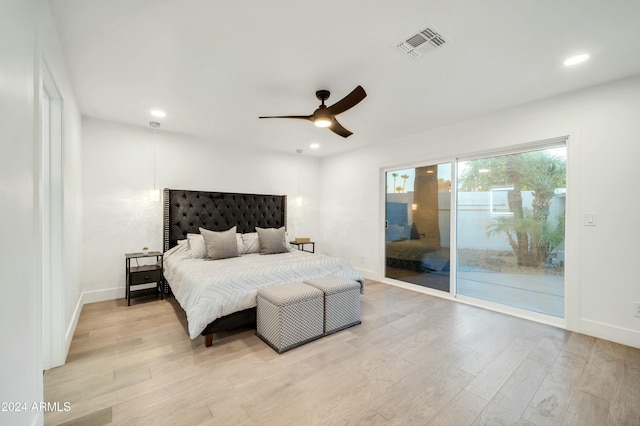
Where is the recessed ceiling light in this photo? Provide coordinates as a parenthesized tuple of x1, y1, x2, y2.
(150, 109, 166, 118)
(563, 54, 589, 66)
(310, 143, 320, 149)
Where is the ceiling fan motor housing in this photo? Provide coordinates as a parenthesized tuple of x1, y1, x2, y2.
(316, 90, 330, 103)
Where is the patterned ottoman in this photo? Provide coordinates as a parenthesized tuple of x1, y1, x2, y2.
(256, 282, 324, 353)
(303, 277, 361, 335)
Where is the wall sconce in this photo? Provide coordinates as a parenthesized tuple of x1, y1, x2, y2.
(296, 196, 303, 206)
(149, 189, 161, 202)
(412, 203, 418, 211)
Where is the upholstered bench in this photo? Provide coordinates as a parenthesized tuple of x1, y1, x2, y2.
(256, 282, 324, 353)
(303, 277, 361, 335)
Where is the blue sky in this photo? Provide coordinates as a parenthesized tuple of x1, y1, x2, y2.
(386, 163, 451, 193)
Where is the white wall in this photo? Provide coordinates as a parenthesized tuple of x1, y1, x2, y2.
(36, 0, 84, 367)
(320, 75, 640, 349)
(0, 2, 40, 424)
(0, 0, 82, 424)
(81, 118, 321, 301)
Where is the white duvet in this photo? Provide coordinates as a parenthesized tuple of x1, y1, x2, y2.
(164, 243, 365, 339)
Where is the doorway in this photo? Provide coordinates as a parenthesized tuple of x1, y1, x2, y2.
(383, 140, 567, 318)
(41, 63, 65, 369)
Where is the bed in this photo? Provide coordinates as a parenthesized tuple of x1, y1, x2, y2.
(162, 189, 364, 347)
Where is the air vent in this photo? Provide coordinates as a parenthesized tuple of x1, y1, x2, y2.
(398, 26, 449, 58)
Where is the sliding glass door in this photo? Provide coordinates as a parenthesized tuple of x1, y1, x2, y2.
(456, 146, 566, 317)
(385, 163, 451, 292)
(384, 142, 567, 318)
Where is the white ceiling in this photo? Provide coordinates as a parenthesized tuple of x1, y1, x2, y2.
(49, 0, 640, 157)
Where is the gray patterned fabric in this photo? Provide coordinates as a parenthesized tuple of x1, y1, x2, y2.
(257, 282, 323, 353)
(304, 277, 361, 334)
(200, 226, 238, 260)
(256, 226, 288, 255)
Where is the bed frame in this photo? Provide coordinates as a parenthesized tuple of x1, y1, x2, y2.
(163, 188, 287, 347)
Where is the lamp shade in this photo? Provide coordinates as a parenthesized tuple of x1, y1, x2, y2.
(149, 189, 161, 202)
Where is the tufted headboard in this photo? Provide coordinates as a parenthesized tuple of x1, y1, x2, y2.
(163, 189, 287, 252)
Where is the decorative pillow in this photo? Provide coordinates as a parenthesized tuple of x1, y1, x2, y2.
(242, 232, 261, 254)
(187, 233, 207, 259)
(255, 227, 289, 255)
(200, 226, 238, 260)
(236, 233, 245, 254)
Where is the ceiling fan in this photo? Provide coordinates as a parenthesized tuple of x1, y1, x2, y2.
(259, 85, 367, 138)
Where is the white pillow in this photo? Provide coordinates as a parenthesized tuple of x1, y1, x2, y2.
(187, 233, 207, 259)
(242, 232, 260, 254)
(236, 234, 245, 254)
(177, 239, 187, 246)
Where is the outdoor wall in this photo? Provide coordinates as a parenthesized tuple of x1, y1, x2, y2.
(456, 191, 564, 251)
(320, 74, 640, 348)
(386, 191, 564, 251)
(81, 118, 321, 302)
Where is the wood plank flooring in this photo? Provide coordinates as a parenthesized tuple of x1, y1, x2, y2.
(44, 280, 640, 425)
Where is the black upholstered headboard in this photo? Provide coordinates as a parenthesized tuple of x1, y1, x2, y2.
(163, 189, 287, 252)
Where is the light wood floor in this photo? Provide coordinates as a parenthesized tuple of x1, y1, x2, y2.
(44, 280, 640, 425)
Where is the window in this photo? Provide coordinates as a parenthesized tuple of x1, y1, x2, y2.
(490, 187, 513, 215)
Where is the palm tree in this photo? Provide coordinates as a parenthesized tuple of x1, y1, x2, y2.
(401, 174, 409, 192)
(391, 172, 398, 193)
(461, 150, 566, 267)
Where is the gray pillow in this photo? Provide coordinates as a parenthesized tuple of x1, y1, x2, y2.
(256, 226, 288, 255)
(199, 226, 238, 260)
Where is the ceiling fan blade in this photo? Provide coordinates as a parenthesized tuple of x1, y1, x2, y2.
(326, 85, 367, 116)
(259, 115, 312, 120)
(329, 118, 353, 138)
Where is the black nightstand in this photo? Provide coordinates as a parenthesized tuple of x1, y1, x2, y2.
(289, 241, 315, 253)
(125, 252, 163, 306)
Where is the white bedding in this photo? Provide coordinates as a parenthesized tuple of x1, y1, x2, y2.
(164, 243, 365, 339)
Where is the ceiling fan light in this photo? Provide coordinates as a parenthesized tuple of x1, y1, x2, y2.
(314, 118, 331, 128)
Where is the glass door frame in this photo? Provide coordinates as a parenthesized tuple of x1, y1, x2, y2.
(381, 156, 457, 297)
(379, 136, 569, 328)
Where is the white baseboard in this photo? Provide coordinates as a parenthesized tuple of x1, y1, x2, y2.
(355, 267, 376, 280)
(55, 288, 121, 367)
(82, 287, 122, 304)
(579, 319, 640, 349)
(64, 293, 84, 356)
